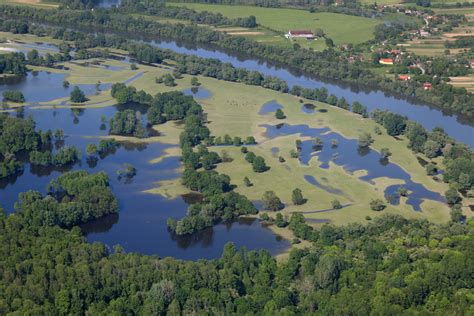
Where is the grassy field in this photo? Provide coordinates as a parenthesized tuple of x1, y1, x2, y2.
(135, 70, 451, 226)
(168, 3, 382, 49)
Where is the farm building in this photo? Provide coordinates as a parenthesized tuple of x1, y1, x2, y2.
(285, 30, 315, 39)
(379, 58, 394, 65)
(423, 82, 432, 90)
(399, 75, 411, 81)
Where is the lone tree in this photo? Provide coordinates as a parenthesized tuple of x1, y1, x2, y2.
(275, 213, 288, 227)
(86, 143, 97, 157)
(358, 132, 373, 148)
(331, 199, 342, 209)
(70, 86, 87, 103)
(243, 176, 252, 187)
(262, 191, 284, 211)
(191, 77, 200, 86)
(292, 188, 305, 205)
(252, 156, 269, 173)
(275, 109, 286, 119)
(380, 148, 392, 159)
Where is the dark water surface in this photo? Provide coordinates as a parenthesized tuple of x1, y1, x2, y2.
(0, 105, 289, 259)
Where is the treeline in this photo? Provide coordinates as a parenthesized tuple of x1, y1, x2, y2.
(0, 52, 26, 75)
(0, 113, 77, 179)
(118, 0, 257, 27)
(166, 0, 356, 8)
(0, 3, 470, 119)
(16, 171, 118, 228)
(1, 203, 473, 314)
(445, 36, 474, 49)
(49, 0, 100, 9)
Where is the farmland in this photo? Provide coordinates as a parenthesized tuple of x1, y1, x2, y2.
(168, 3, 382, 49)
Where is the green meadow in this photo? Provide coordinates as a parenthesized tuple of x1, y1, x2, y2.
(168, 3, 382, 47)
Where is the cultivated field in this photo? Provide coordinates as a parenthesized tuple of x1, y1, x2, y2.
(168, 3, 382, 49)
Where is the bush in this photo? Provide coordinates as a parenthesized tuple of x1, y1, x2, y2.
(331, 199, 342, 209)
(252, 156, 269, 173)
(262, 191, 284, 211)
(70, 86, 87, 103)
(445, 188, 461, 205)
(275, 108, 286, 119)
(2, 90, 24, 103)
(370, 199, 386, 211)
(292, 188, 305, 205)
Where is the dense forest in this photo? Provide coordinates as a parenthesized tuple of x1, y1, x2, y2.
(0, 4, 472, 119)
(0, 52, 27, 75)
(0, 113, 82, 179)
(1, 201, 472, 314)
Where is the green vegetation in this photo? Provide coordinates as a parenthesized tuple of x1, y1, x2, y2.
(170, 3, 381, 46)
(1, 203, 473, 314)
(2, 90, 24, 102)
(18, 170, 118, 228)
(0, 7, 472, 314)
(0, 5, 471, 119)
(109, 109, 147, 138)
(262, 190, 284, 211)
(0, 52, 26, 74)
(69, 86, 86, 103)
(0, 113, 67, 178)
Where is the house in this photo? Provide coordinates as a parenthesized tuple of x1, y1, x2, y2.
(399, 75, 411, 81)
(419, 30, 430, 37)
(334, 0, 344, 6)
(379, 58, 394, 65)
(470, 60, 474, 68)
(285, 30, 315, 39)
(423, 82, 432, 90)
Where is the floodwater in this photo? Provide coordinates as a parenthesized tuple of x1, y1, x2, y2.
(261, 123, 445, 211)
(182, 86, 212, 99)
(258, 100, 284, 115)
(0, 104, 289, 260)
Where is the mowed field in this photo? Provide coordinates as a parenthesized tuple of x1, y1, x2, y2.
(168, 3, 382, 46)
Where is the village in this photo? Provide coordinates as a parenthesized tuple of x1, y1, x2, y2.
(296, 3, 474, 93)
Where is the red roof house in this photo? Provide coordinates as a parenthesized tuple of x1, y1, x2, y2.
(423, 82, 432, 90)
(399, 75, 411, 81)
(379, 58, 394, 65)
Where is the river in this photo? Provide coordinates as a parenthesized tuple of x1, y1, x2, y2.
(149, 39, 473, 147)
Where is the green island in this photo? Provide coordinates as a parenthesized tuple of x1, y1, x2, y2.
(0, 0, 473, 314)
